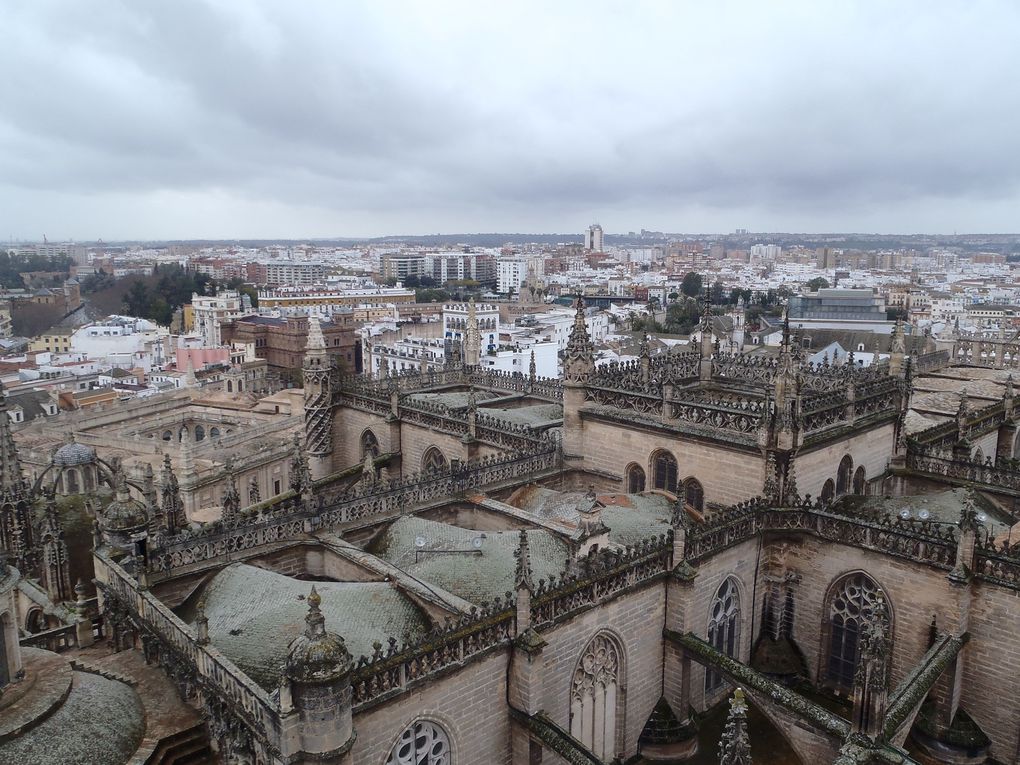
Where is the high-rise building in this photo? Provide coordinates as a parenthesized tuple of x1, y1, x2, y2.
(584, 223, 604, 252)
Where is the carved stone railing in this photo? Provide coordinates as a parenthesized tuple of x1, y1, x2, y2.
(341, 366, 562, 403)
(913, 350, 951, 374)
(906, 452, 1020, 494)
(351, 533, 671, 710)
(909, 399, 1008, 451)
(530, 536, 672, 628)
(19, 609, 103, 652)
(351, 602, 515, 711)
(686, 497, 957, 571)
(95, 551, 280, 752)
(149, 444, 561, 573)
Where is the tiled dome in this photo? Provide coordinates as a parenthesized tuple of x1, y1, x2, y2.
(53, 441, 96, 467)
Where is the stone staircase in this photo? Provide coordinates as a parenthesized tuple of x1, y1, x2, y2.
(142, 722, 216, 765)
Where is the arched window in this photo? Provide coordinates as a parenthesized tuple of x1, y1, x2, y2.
(852, 466, 867, 495)
(824, 573, 890, 690)
(973, 447, 984, 463)
(706, 578, 740, 692)
(422, 447, 448, 474)
(821, 479, 835, 502)
(625, 464, 645, 494)
(162, 430, 172, 441)
(570, 633, 622, 761)
(361, 430, 380, 459)
(836, 455, 853, 495)
(210, 427, 220, 438)
(683, 478, 704, 512)
(194, 425, 206, 442)
(226, 380, 233, 392)
(651, 450, 678, 494)
(385, 719, 451, 765)
(65, 468, 80, 494)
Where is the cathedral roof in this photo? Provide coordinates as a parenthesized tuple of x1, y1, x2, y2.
(178, 563, 428, 690)
(370, 516, 568, 604)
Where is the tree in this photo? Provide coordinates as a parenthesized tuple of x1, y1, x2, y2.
(711, 280, 725, 305)
(680, 272, 703, 298)
(805, 277, 830, 292)
(667, 292, 679, 303)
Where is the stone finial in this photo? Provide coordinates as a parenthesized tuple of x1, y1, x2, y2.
(719, 688, 751, 765)
(221, 460, 240, 521)
(514, 530, 534, 593)
(248, 475, 260, 505)
(529, 350, 537, 383)
(1005, 374, 1014, 404)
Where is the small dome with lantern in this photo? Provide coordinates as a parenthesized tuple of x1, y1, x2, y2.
(286, 586, 352, 684)
(52, 436, 97, 467)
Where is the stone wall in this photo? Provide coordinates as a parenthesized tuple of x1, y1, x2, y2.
(535, 581, 666, 759)
(351, 650, 512, 765)
(578, 416, 765, 506)
(796, 421, 896, 498)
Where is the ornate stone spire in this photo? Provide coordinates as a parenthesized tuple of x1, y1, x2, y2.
(301, 318, 326, 365)
(719, 688, 752, 765)
(0, 380, 28, 502)
(514, 530, 534, 593)
(39, 489, 72, 603)
(290, 432, 313, 499)
(248, 475, 260, 506)
(762, 451, 780, 503)
(528, 350, 537, 383)
(160, 454, 186, 532)
(889, 318, 906, 377)
(221, 459, 240, 522)
(463, 298, 482, 367)
(360, 449, 376, 485)
(564, 296, 595, 384)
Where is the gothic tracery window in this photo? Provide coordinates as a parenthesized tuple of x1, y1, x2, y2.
(706, 578, 740, 692)
(821, 479, 835, 502)
(836, 455, 853, 495)
(852, 466, 867, 495)
(683, 478, 704, 512)
(824, 573, 890, 690)
(651, 450, 678, 494)
(570, 633, 621, 761)
(422, 447, 448, 473)
(385, 720, 451, 765)
(361, 430, 380, 459)
(626, 464, 646, 494)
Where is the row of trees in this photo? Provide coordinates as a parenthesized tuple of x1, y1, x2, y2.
(0, 251, 74, 289)
(109, 267, 258, 327)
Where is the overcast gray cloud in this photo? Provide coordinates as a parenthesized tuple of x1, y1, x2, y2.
(1, 0, 1019, 239)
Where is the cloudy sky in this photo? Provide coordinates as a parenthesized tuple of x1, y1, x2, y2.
(2, 1, 1018, 240)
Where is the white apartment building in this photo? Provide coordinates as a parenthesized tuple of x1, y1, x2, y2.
(191, 290, 250, 347)
(496, 256, 545, 294)
(750, 244, 782, 261)
(584, 224, 605, 252)
(443, 303, 499, 355)
(258, 260, 329, 287)
(69, 317, 171, 371)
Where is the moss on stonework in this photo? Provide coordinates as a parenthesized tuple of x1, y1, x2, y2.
(913, 701, 990, 749)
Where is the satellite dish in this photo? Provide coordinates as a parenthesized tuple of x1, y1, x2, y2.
(918, 509, 931, 520)
(414, 536, 426, 548)
(472, 536, 484, 550)
(977, 513, 988, 523)
(899, 509, 911, 520)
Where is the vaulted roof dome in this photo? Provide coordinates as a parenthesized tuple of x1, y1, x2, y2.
(53, 439, 96, 467)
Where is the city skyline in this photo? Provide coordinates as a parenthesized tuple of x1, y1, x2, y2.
(2, 1, 1020, 240)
